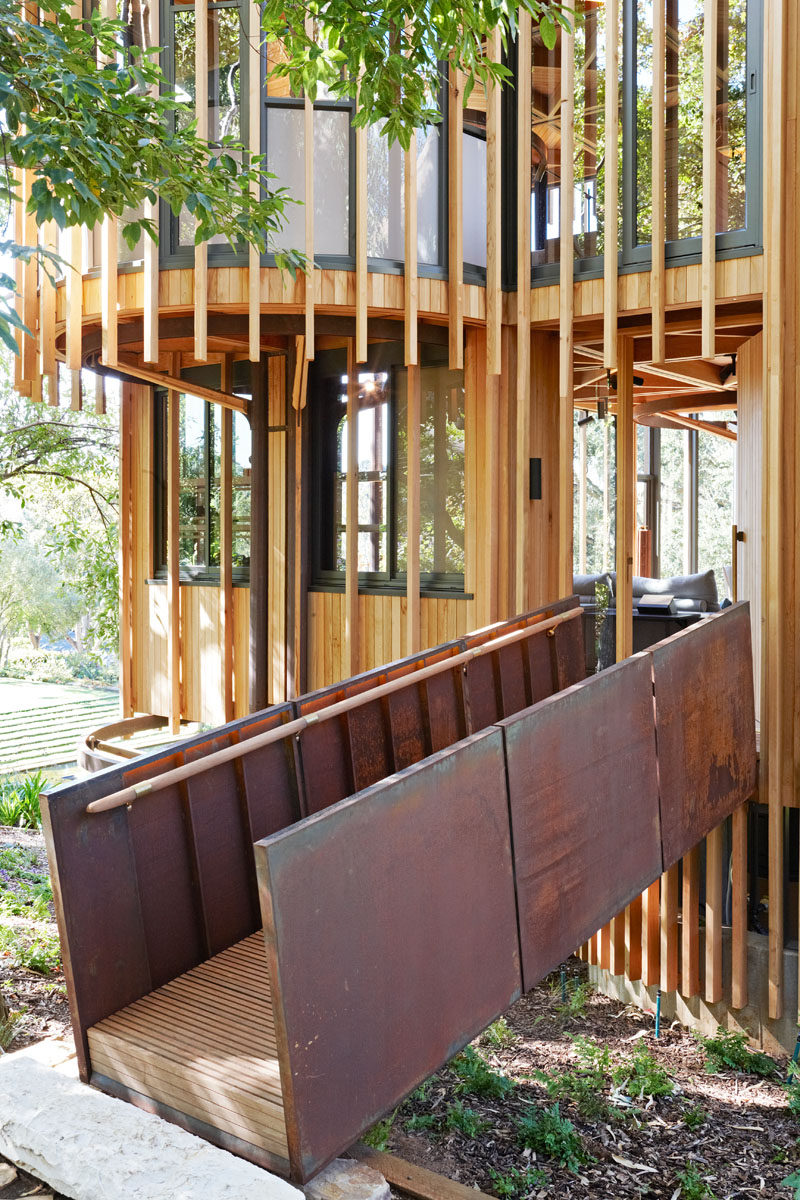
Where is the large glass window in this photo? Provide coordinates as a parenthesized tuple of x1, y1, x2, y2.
(154, 363, 252, 581)
(367, 121, 442, 266)
(310, 340, 465, 590)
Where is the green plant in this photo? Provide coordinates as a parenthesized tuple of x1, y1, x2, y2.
(488, 1165, 548, 1197)
(612, 1043, 674, 1098)
(537, 1039, 620, 1122)
(783, 1169, 800, 1199)
(682, 1105, 707, 1130)
(773, 1146, 790, 1164)
(699, 1028, 776, 1078)
(0, 771, 47, 829)
(516, 1104, 589, 1174)
(482, 1017, 516, 1049)
(362, 1110, 397, 1151)
(443, 1101, 489, 1139)
(405, 1113, 438, 1133)
(552, 979, 592, 1023)
(450, 1045, 515, 1100)
(0, 992, 23, 1051)
(675, 1164, 717, 1199)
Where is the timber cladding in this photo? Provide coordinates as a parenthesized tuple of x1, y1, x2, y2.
(41, 602, 756, 1185)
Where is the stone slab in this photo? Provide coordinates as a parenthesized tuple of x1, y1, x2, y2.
(304, 1158, 390, 1200)
(0, 1048, 303, 1200)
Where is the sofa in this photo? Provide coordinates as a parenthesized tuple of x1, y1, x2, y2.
(574, 568, 721, 672)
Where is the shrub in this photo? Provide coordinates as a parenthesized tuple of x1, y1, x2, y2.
(450, 1045, 515, 1100)
(516, 1104, 589, 1173)
(699, 1028, 776, 1077)
(612, 1042, 674, 1098)
(0, 771, 47, 829)
(443, 1101, 489, 1138)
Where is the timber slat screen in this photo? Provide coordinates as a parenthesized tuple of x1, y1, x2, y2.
(42, 603, 756, 1184)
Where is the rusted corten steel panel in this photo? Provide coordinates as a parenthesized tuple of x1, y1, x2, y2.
(40, 702, 296, 1080)
(255, 729, 521, 1183)
(649, 603, 757, 867)
(501, 654, 662, 993)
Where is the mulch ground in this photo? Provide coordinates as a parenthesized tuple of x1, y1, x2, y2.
(2, 827, 798, 1198)
(375, 960, 799, 1199)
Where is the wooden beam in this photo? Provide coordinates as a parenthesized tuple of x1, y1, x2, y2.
(657, 411, 736, 440)
(406, 362, 420, 653)
(515, 12, 532, 615)
(167, 386, 181, 733)
(486, 28, 502, 377)
(701, 0, 717, 358)
(558, 22, 575, 596)
(651, 0, 666, 363)
(345, 339, 359, 676)
(353, 1144, 497, 1200)
(248, 0, 261, 363)
(193, 0, 208, 362)
(603, 0, 619, 372)
(404, 130, 418, 366)
(114, 357, 247, 413)
(615, 336, 634, 661)
(355, 112, 368, 363)
(220, 356, 234, 722)
(143, 0, 159, 363)
(448, 64, 464, 370)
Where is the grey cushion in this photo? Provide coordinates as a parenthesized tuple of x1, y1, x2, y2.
(573, 572, 614, 600)
(631, 570, 719, 611)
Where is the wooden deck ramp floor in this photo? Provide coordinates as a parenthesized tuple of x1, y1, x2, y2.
(86, 933, 288, 1162)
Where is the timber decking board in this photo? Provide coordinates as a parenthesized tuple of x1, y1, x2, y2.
(87, 933, 288, 1160)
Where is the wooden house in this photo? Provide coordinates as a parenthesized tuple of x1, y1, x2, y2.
(16, 0, 800, 1061)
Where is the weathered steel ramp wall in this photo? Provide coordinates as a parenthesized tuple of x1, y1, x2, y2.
(256, 730, 521, 1181)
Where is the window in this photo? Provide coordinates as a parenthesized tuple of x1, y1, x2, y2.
(310, 339, 466, 591)
(154, 364, 252, 582)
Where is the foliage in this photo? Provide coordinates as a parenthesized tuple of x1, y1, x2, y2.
(0, 999, 24, 1050)
(515, 1104, 589, 1174)
(538, 1038, 621, 1122)
(443, 1100, 489, 1139)
(784, 1169, 800, 1200)
(362, 1110, 397, 1150)
(482, 1017, 517, 1049)
(675, 1164, 717, 1200)
(261, 1, 571, 151)
(611, 1042, 675, 1099)
(551, 978, 592, 1023)
(0, 772, 47, 830)
(699, 1028, 776, 1078)
(0, 922, 60, 975)
(488, 1164, 548, 1197)
(450, 1045, 515, 1100)
(404, 1113, 438, 1133)
(682, 1105, 707, 1130)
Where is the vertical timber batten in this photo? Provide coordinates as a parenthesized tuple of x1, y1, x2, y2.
(651, 0, 666, 363)
(404, 130, 418, 367)
(304, 31, 315, 361)
(701, 0, 717, 358)
(220, 356, 234, 721)
(615, 336, 634, 661)
(167, 386, 181, 733)
(143, 0, 159, 363)
(100, 0, 117, 368)
(40, 220, 57, 403)
(355, 107, 368, 364)
(249, 356, 269, 712)
(345, 339, 359, 676)
(603, 0, 619, 373)
(558, 24, 575, 596)
(119, 388, 133, 717)
(194, 0, 209, 362)
(406, 363, 421, 653)
(448, 64, 464, 371)
(486, 28, 502, 378)
(515, 12, 532, 615)
(248, 0, 261, 363)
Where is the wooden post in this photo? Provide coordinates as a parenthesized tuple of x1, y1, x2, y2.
(731, 803, 749, 1009)
(651, 0, 666, 363)
(248, 0, 261, 363)
(701, 0, 717, 358)
(486, 28, 502, 378)
(345, 339, 359, 676)
(660, 864, 679, 993)
(249, 356, 269, 712)
(615, 336, 634, 662)
(406, 363, 421, 653)
(681, 845, 700, 996)
(642, 879, 661, 987)
(448, 64, 464, 371)
(705, 824, 724, 1003)
(193, 0, 209, 362)
(220, 356, 234, 721)
(167, 387, 181, 733)
(404, 130, 418, 367)
(603, 0, 619, 374)
(515, 12, 532, 615)
(558, 22, 575, 597)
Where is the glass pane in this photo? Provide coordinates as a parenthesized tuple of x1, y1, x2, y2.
(266, 38, 300, 98)
(697, 419, 735, 599)
(573, 412, 616, 575)
(651, 0, 748, 244)
(314, 109, 350, 254)
(531, 22, 562, 265)
(463, 81, 487, 267)
(338, 374, 390, 573)
(367, 122, 440, 264)
(658, 428, 688, 575)
(209, 405, 221, 566)
(573, 2, 609, 260)
(179, 394, 208, 567)
(173, 5, 242, 247)
(232, 412, 252, 569)
(396, 358, 466, 576)
(267, 107, 306, 252)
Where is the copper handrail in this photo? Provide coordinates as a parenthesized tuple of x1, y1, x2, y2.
(85, 606, 582, 814)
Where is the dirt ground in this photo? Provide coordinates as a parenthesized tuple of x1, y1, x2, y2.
(2, 828, 799, 1199)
